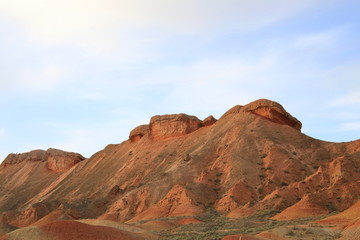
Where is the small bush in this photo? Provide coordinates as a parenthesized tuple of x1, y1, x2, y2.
(286, 230, 295, 236)
(281, 182, 289, 187)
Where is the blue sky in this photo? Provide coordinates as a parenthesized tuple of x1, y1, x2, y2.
(0, 0, 359, 161)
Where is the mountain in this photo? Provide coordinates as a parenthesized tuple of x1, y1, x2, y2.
(0, 99, 359, 240)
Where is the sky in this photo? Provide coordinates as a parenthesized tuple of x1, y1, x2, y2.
(0, 0, 359, 161)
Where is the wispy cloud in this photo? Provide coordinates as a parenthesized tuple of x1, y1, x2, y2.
(0, 0, 322, 49)
(293, 27, 344, 51)
(332, 91, 360, 106)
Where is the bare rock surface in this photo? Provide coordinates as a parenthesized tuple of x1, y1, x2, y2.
(242, 99, 302, 130)
(1, 148, 85, 172)
(149, 113, 203, 139)
(202, 115, 217, 126)
(129, 125, 149, 142)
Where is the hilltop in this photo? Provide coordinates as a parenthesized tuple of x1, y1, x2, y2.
(0, 99, 359, 240)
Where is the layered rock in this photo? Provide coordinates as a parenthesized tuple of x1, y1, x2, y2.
(271, 195, 329, 220)
(46, 149, 85, 172)
(221, 99, 302, 131)
(149, 114, 203, 139)
(242, 99, 302, 131)
(129, 125, 149, 142)
(2, 150, 47, 166)
(1, 148, 85, 172)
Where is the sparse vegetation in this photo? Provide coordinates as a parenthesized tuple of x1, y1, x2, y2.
(286, 230, 295, 236)
(157, 210, 337, 240)
(326, 204, 337, 212)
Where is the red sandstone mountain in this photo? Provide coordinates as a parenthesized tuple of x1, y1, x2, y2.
(0, 99, 359, 240)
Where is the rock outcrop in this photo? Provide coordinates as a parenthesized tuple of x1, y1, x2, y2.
(221, 99, 301, 131)
(202, 115, 217, 126)
(2, 150, 47, 166)
(149, 114, 203, 139)
(46, 149, 85, 172)
(1, 148, 85, 172)
(129, 125, 149, 142)
(242, 99, 302, 130)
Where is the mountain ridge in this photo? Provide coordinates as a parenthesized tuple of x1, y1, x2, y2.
(0, 99, 359, 240)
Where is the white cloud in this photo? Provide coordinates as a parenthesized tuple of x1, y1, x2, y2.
(0, 0, 323, 51)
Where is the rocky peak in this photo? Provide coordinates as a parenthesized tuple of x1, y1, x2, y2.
(149, 114, 203, 139)
(202, 115, 217, 126)
(1, 148, 85, 172)
(129, 125, 150, 142)
(242, 99, 302, 131)
(222, 99, 301, 131)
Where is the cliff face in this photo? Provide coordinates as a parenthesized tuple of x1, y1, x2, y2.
(0, 99, 359, 240)
(149, 114, 203, 139)
(129, 113, 217, 142)
(222, 99, 302, 130)
(2, 148, 85, 172)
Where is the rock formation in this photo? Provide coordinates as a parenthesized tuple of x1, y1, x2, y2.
(0, 99, 359, 240)
(242, 99, 302, 130)
(222, 99, 301, 130)
(149, 113, 203, 139)
(129, 125, 149, 142)
(202, 115, 217, 126)
(2, 148, 85, 172)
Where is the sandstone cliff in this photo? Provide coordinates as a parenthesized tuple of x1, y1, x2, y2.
(2, 148, 85, 172)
